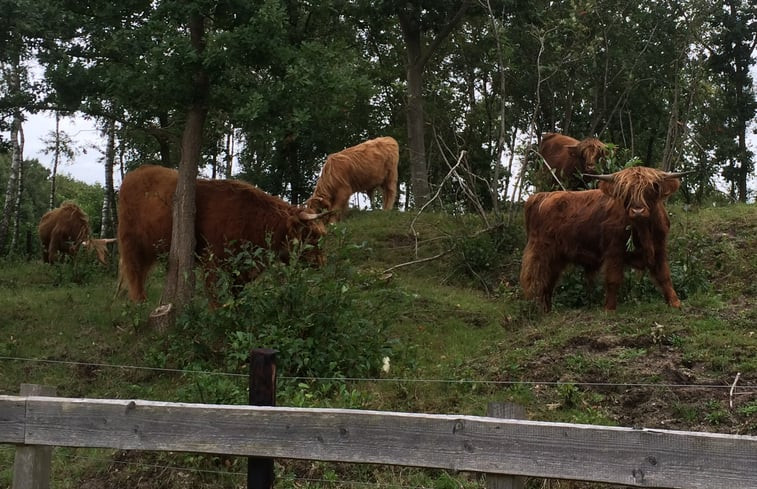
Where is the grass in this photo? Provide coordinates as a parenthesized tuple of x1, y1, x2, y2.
(1, 201, 756, 488)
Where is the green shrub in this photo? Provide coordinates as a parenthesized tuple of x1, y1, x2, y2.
(169, 236, 402, 398)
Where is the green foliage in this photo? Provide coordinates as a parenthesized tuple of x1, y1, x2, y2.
(170, 237, 402, 397)
(1, 188, 756, 488)
(450, 219, 522, 291)
(704, 400, 729, 426)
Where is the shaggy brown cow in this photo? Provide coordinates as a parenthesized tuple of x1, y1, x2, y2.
(537, 133, 608, 190)
(117, 165, 328, 302)
(38, 202, 114, 265)
(306, 136, 399, 221)
(520, 166, 688, 311)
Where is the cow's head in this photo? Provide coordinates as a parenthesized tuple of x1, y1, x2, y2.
(305, 196, 331, 213)
(568, 137, 607, 174)
(81, 238, 117, 265)
(285, 208, 330, 266)
(586, 167, 689, 220)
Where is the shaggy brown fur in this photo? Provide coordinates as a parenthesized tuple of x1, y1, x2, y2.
(117, 165, 328, 302)
(520, 166, 683, 311)
(38, 202, 113, 265)
(306, 136, 399, 221)
(538, 133, 608, 190)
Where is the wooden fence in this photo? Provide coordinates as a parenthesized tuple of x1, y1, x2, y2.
(2, 386, 756, 489)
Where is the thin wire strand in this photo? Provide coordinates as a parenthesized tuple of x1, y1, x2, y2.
(60, 450, 440, 489)
(1, 355, 755, 391)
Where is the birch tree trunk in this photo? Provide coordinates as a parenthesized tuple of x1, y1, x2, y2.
(8, 118, 25, 252)
(100, 118, 117, 237)
(0, 60, 23, 255)
(48, 112, 61, 210)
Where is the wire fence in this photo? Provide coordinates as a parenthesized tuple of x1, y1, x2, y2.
(3, 353, 755, 488)
(1, 355, 755, 391)
(0, 444, 440, 489)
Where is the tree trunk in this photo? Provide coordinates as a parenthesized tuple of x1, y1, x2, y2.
(398, 2, 470, 209)
(224, 130, 234, 178)
(101, 118, 117, 237)
(48, 112, 61, 210)
(161, 10, 209, 314)
(0, 60, 23, 254)
(9, 121, 25, 252)
(402, 28, 430, 208)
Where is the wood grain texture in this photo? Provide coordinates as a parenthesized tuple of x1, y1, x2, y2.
(2, 395, 756, 489)
(0, 395, 26, 444)
(12, 385, 56, 489)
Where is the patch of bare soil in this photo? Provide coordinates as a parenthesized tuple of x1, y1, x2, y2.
(522, 331, 756, 436)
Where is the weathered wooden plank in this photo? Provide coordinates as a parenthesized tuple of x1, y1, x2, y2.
(0, 395, 26, 444)
(8, 396, 757, 489)
(486, 402, 525, 489)
(13, 384, 56, 489)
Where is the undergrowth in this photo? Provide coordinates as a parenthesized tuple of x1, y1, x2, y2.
(1, 202, 755, 489)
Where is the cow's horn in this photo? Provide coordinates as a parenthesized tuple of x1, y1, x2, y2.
(299, 209, 334, 221)
(299, 211, 320, 221)
(583, 173, 615, 182)
(663, 170, 695, 179)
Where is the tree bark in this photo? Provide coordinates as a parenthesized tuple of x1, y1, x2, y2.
(398, 2, 471, 208)
(161, 10, 209, 314)
(0, 59, 23, 255)
(9, 120, 25, 252)
(101, 118, 117, 237)
(48, 112, 61, 210)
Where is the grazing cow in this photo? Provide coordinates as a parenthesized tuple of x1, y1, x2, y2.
(537, 133, 608, 190)
(38, 202, 114, 265)
(306, 136, 399, 222)
(117, 165, 328, 302)
(520, 166, 688, 311)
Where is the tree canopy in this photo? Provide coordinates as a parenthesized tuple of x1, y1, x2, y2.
(1, 0, 755, 265)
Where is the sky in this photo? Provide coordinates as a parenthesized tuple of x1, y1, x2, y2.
(22, 111, 111, 186)
(14, 109, 757, 202)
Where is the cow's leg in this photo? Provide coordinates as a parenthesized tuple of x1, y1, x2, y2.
(650, 255, 681, 308)
(602, 262, 624, 311)
(382, 177, 397, 211)
(120, 245, 152, 302)
(47, 240, 59, 263)
(332, 188, 353, 218)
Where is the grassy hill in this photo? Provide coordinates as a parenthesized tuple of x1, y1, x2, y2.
(1, 202, 755, 488)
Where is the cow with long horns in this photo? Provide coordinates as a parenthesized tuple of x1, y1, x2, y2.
(38, 202, 115, 265)
(117, 165, 329, 302)
(520, 166, 689, 311)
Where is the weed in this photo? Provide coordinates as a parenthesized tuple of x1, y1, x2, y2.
(738, 401, 757, 416)
(704, 400, 729, 426)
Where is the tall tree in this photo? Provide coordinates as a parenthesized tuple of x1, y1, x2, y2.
(100, 117, 116, 237)
(0, 58, 25, 254)
(41, 112, 77, 209)
(704, 0, 757, 202)
(161, 7, 207, 310)
(394, 0, 472, 207)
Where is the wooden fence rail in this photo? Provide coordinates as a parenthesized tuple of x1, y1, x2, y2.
(2, 393, 756, 489)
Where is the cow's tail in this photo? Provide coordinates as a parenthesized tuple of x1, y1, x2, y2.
(519, 243, 542, 300)
(519, 193, 555, 310)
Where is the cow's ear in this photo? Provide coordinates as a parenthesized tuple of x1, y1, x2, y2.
(660, 178, 681, 198)
(597, 180, 615, 197)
